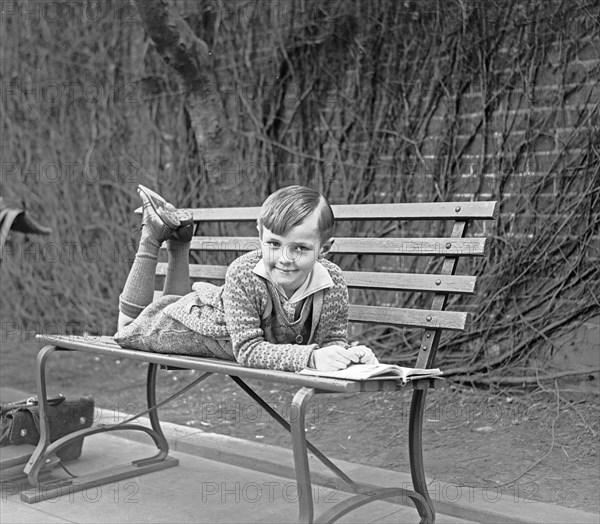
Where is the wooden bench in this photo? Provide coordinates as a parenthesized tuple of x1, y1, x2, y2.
(22, 200, 497, 523)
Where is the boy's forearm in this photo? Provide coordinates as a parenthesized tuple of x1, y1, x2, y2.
(234, 338, 317, 372)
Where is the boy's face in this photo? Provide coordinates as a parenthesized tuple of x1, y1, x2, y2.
(259, 211, 332, 298)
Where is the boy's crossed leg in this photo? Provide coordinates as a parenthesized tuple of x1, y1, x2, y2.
(118, 186, 193, 330)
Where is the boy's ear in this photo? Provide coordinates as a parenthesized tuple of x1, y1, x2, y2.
(320, 237, 335, 256)
(256, 224, 263, 240)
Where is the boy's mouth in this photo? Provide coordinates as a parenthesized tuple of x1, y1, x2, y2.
(275, 267, 297, 273)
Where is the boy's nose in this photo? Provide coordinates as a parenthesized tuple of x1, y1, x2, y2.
(278, 251, 292, 265)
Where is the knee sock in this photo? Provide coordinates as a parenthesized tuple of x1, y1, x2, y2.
(118, 228, 161, 319)
(162, 239, 191, 296)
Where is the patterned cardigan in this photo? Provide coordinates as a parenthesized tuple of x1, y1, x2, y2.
(163, 251, 349, 372)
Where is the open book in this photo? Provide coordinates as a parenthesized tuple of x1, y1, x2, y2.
(298, 364, 443, 384)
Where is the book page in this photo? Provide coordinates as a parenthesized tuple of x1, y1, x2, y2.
(298, 364, 442, 382)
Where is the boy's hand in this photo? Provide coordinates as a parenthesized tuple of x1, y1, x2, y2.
(312, 345, 360, 371)
(312, 345, 380, 370)
(348, 345, 379, 365)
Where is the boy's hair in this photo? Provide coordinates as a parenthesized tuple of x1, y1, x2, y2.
(257, 185, 334, 243)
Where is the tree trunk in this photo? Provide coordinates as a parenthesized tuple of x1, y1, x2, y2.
(134, 0, 233, 169)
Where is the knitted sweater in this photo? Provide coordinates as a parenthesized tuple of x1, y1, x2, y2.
(163, 250, 349, 372)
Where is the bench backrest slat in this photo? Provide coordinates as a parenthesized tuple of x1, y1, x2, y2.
(180, 201, 498, 222)
(349, 305, 468, 331)
(156, 263, 478, 294)
(188, 237, 488, 256)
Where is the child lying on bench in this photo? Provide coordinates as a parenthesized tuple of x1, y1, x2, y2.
(114, 185, 378, 373)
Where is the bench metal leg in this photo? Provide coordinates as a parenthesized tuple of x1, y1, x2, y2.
(409, 388, 436, 523)
(146, 362, 168, 443)
(290, 387, 316, 524)
(23, 344, 69, 483)
(21, 345, 179, 504)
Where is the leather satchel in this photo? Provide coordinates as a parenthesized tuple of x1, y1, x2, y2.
(0, 395, 94, 461)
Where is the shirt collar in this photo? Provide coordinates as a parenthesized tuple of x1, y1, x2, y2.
(252, 258, 334, 303)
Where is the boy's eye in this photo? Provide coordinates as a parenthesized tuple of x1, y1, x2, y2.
(263, 240, 312, 252)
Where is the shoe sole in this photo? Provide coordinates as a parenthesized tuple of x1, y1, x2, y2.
(138, 185, 181, 229)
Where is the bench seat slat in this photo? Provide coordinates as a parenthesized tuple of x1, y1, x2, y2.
(188, 237, 487, 256)
(348, 305, 468, 331)
(156, 264, 477, 294)
(34, 335, 406, 393)
(173, 201, 497, 222)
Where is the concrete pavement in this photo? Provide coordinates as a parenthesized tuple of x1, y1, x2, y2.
(1, 387, 598, 524)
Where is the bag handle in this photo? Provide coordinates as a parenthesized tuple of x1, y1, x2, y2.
(0, 394, 65, 416)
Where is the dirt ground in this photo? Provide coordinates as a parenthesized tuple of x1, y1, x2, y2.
(1, 334, 599, 515)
